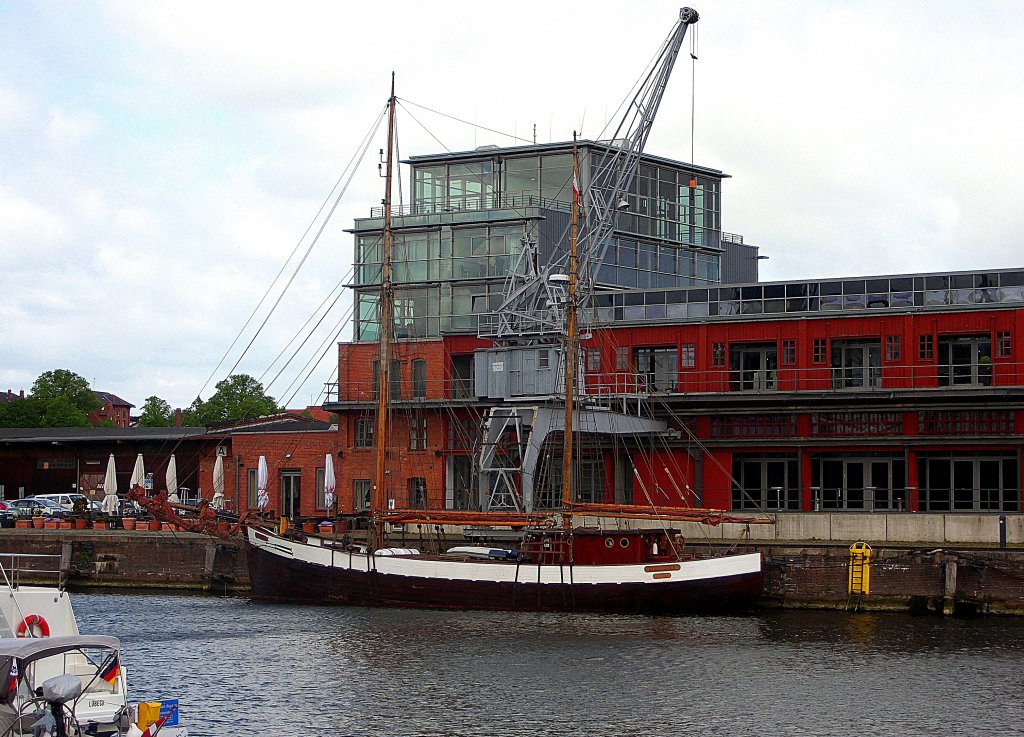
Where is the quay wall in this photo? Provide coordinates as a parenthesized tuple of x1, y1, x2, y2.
(0, 529, 248, 593)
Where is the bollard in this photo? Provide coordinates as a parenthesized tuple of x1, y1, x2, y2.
(999, 514, 1007, 549)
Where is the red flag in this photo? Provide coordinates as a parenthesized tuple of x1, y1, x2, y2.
(3, 660, 17, 703)
(572, 171, 580, 202)
(144, 703, 178, 737)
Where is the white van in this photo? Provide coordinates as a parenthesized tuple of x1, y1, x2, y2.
(30, 493, 89, 511)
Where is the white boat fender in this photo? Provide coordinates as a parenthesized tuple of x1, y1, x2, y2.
(374, 548, 420, 557)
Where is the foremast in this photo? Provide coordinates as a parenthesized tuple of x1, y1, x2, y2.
(560, 135, 582, 528)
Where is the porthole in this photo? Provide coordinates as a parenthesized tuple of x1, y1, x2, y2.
(619, 537, 630, 548)
(604, 538, 615, 548)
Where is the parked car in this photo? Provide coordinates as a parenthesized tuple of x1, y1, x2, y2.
(7, 498, 69, 519)
(30, 493, 89, 511)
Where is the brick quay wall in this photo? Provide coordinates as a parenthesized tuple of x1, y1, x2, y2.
(2, 529, 1023, 615)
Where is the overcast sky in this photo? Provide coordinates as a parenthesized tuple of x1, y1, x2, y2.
(2, 1, 1022, 411)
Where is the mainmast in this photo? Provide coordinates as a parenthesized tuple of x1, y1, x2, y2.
(560, 135, 581, 527)
(372, 73, 397, 551)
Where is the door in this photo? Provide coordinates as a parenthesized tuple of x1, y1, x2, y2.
(280, 471, 301, 518)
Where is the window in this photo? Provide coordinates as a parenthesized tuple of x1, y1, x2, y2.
(885, 335, 901, 361)
(712, 342, 726, 367)
(731, 454, 800, 511)
(315, 468, 327, 509)
(937, 334, 991, 386)
(997, 331, 1012, 357)
(781, 340, 796, 366)
(813, 456, 906, 511)
(451, 355, 475, 399)
(354, 479, 372, 511)
(373, 360, 402, 400)
(247, 468, 258, 510)
(538, 349, 550, 370)
(919, 334, 934, 360)
(355, 418, 374, 448)
(634, 347, 678, 391)
(917, 453, 1018, 512)
(410, 417, 428, 450)
(412, 359, 427, 398)
(812, 338, 827, 364)
(831, 340, 881, 390)
(586, 349, 601, 372)
(407, 477, 428, 508)
(615, 346, 629, 371)
(730, 343, 778, 391)
(681, 344, 696, 368)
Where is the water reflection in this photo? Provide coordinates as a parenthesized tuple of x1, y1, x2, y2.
(74, 595, 1024, 737)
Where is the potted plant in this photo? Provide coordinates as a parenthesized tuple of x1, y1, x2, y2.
(148, 519, 161, 531)
(14, 519, 31, 529)
(71, 497, 90, 529)
(121, 517, 137, 531)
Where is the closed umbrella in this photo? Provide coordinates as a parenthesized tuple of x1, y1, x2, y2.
(166, 455, 180, 504)
(101, 455, 119, 514)
(323, 453, 336, 511)
(256, 455, 269, 510)
(129, 453, 145, 493)
(212, 454, 225, 511)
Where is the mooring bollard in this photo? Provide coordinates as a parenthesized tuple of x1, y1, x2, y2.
(999, 514, 1007, 549)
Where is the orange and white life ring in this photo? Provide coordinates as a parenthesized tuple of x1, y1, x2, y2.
(15, 614, 50, 638)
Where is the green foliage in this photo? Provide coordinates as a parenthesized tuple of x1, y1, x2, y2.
(39, 395, 90, 427)
(31, 369, 101, 415)
(0, 396, 44, 427)
(138, 396, 174, 427)
(183, 374, 280, 426)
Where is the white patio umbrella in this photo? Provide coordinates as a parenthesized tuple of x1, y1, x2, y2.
(323, 453, 336, 511)
(101, 454, 119, 514)
(166, 455, 180, 504)
(129, 453, 145, 493)
(256, 455, 269, 510)
(212, 454, 225, 511)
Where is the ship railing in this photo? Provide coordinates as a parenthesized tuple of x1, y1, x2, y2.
(0, 553, 65, 592)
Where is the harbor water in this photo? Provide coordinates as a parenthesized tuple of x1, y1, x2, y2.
(75, 593, 1024, 737)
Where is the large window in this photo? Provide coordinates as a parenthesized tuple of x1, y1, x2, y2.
(729, 343, 778, 392)
(918, 454, 1019, 511)
(938, 334, 992, 386)
(831, 340, 881, 389)
(634, 347, 678, 392)
(247, 468, 258, 510)
(412, 359, 427, 399)
(812, 456, 906, 511)
(731, 454, 800, 511)
(451, 355, 475, 399)
(410, 417, 428, 450)
(407, 477, 428, 508)
(315, 467, 327, 509)
(354, 418, 374, 449)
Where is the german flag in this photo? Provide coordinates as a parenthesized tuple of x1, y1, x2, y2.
(99, 654, 120, 685)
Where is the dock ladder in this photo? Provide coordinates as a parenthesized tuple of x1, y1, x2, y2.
(847, 541, 872, 611)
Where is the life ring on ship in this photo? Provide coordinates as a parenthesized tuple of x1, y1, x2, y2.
(15, 614, 50, 638)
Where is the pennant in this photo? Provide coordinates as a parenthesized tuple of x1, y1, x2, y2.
(143, 703, 178, 737)
(3, 659, 18, 703)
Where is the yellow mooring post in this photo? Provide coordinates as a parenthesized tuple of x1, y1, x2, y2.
(848, 542, 872, 610)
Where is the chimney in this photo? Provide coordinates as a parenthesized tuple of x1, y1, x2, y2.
(174, 408, 183, 427)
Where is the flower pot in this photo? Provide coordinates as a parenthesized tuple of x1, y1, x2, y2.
(302, 522, 317, 533)
(122, 518, 136, 531)
(319, 524, 334, 534)
(44, 521, 58, 530)
(31, 517, 44, 529)
(15, 520, 31, 529)
(161, 522, 173, 531)
(59, 521, 72, 530)
(148, 520, 161, 531)
(74, 518, 89, 530)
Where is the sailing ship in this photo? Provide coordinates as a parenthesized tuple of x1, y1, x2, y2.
(245, 8, 768, 613)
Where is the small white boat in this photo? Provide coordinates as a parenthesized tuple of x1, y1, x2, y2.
(0, 554, 187, 736)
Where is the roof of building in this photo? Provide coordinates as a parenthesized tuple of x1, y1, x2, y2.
(0, 427, 207, 444)
(205, 413, 334, 435)
(93, 391, 134, 408)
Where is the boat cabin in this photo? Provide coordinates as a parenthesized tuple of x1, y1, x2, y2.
(519, 527, 680, 566)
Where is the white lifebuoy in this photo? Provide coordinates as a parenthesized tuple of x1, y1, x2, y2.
(16, 614, 50, 638)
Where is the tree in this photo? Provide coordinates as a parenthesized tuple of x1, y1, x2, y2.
(184, 375, 279, 426)
(39, 395, 90, 427)
(0, 396, 43, 427)
(138, 396, 174, 427)
(31, 370, 101, 416)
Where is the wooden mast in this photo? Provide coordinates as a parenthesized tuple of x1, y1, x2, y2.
(372, 73, 397, 551)
(560, 134, 581, 529)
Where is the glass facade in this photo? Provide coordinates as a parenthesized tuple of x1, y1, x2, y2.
(352, 141, 727, 341)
